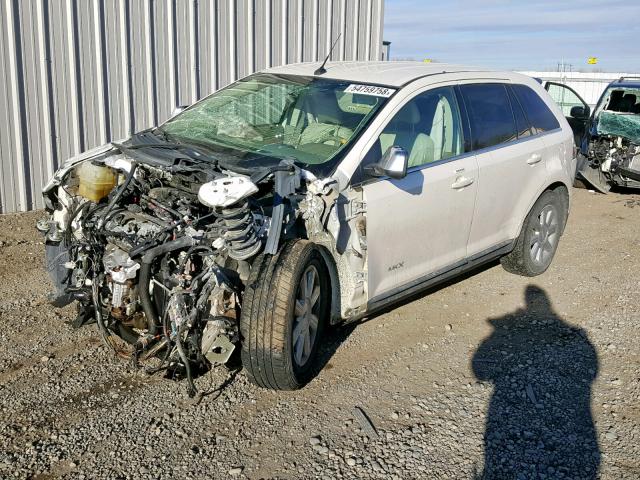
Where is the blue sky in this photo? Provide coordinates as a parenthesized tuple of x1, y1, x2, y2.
(384, 0, 640, 72)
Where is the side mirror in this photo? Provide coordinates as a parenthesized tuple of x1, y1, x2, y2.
(170, 105, 189, 118)
(570, 105, 590, 119)
(364, 146, 409, 179)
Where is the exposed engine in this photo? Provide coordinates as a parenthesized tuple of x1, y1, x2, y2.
(586, 135, 640, 187)
(38, 149, 296, 397)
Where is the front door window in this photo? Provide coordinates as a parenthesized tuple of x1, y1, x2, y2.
(377, 86, 464, 168)
(546, 82, 588, 117)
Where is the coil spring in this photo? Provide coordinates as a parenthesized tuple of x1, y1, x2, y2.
(216, 200, 262, 260)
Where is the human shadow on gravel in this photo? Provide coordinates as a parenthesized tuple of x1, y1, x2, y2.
(472, 285, 600, 480)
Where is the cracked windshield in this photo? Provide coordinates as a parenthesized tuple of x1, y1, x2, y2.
(159, 74, 392, 166)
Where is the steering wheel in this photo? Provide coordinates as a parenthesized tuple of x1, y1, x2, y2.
(218, 114, 263, 140)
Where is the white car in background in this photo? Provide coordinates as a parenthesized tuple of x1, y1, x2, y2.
(39, 61, 576, 393)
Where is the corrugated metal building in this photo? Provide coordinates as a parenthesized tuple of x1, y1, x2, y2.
(0, 0, 385, 213)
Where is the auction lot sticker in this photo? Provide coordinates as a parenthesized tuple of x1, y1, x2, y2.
(344, 84, 396, 97)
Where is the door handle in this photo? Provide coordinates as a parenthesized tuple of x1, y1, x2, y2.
(527, 153, 542, 165)
(451, 176, 474, 189)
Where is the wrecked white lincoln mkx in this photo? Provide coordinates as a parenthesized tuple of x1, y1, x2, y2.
(39, 67, 385, 395)
(39, 62, 575, 394)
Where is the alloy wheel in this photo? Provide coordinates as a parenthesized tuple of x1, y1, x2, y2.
(292, 265, 321, 367)
(529, 204, 559, 267)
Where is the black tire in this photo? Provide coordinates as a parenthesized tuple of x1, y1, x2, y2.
(501, 190, 566, 277)
(240, 240, 330, 390)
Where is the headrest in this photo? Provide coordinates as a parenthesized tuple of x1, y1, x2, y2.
(392, 102, 421, 125)
(307, 89, 343, 124)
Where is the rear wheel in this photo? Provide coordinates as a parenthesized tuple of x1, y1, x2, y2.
(240, 240, 330, 390)
(501, 190, 565, 276)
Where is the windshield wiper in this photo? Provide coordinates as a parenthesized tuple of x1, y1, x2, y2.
(117, 132, 219, 166)
(113, 142, 220, 172)
(120, 142, 183, 150)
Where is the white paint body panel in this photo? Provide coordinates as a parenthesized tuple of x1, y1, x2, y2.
(466, 137, 549, 257)
(364, 154, 478, 299)
(264, 61, 483, 87)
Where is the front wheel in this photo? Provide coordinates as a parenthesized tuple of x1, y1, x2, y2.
(501, 190, 566, 277)
(240, 240, 330, 390)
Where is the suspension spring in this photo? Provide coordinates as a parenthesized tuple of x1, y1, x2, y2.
(216, 201, 262, 260)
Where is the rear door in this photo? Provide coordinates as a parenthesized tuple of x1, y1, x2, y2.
(545, 81, 590, 146)
(460, 83, 549, 256)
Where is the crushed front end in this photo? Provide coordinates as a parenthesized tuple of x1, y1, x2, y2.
(36, 71, 389, 394)
(578, 85, 640, 192)
(38, 141, 312, 397)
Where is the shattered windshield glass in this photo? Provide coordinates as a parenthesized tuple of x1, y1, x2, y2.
(594, 86, 640, 143)
(596, 111, 640, 143)
(159, 73, 392, 167)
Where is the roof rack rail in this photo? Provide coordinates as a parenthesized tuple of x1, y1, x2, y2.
(618, 76, 640, 82)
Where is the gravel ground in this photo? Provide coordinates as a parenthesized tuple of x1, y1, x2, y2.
(0, 187, 639, 480)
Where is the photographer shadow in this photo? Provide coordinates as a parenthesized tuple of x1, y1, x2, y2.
(472, 285, 600, 479)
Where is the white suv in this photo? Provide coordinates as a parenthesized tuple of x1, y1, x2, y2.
(40, 62, 575, 393)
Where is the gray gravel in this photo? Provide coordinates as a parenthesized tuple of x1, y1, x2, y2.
(1, 189, 639, 479)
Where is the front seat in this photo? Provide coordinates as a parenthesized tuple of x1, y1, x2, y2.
(429, 95, 457, 162)
(620, 94, 637, 113)
(299, 90, 354, 146)
(379, 102, 434, 168)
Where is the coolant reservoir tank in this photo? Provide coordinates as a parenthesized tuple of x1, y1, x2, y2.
(77, 162, 116, 202)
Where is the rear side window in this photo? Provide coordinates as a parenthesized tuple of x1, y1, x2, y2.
(460, 84, 517, 150)
(512, 84, 560, 134)
(507, 86, 532, 138)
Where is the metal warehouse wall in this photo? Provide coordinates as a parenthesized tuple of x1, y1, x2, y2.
(0, 0, 385, 213)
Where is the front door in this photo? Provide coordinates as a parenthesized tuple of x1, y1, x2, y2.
(545, 81, 590, 146)
(358, 86, 478, 301)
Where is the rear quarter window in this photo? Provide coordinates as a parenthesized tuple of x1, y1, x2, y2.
(460, 84, 517, 150)
(512, 84, 560, 134)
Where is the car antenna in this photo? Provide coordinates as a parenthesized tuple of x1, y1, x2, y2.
(314, 33, 342, 75)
